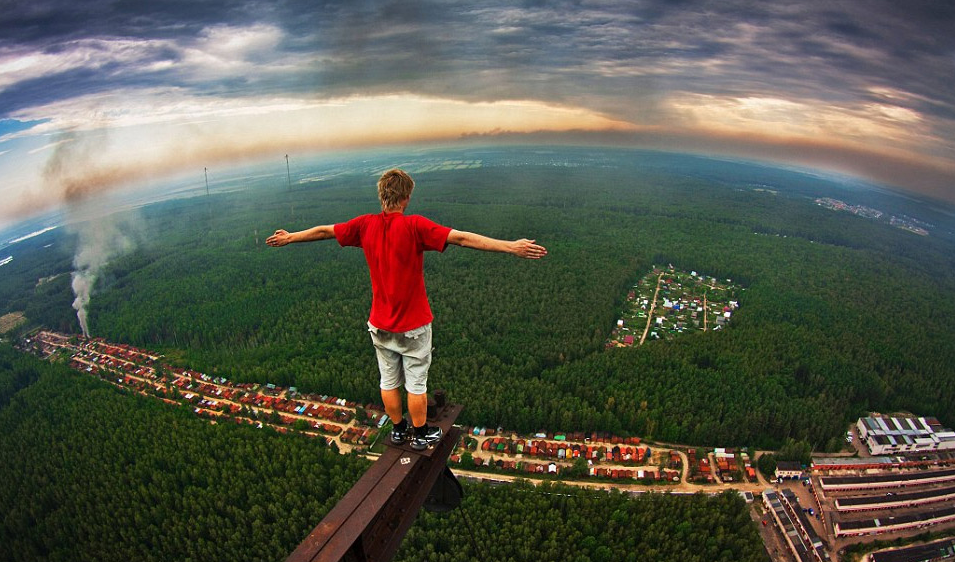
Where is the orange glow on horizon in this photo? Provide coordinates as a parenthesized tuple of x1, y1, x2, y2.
(4, 92, 955, 223)
(2, 94, 637, 220)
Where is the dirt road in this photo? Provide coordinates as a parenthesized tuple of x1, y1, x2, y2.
(639, 271, 665, 345)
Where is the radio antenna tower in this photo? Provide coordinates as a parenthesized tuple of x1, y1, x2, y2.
(285, 155, 292, 191)
(286, 155, 296, 221)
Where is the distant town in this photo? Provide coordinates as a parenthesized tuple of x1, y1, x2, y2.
(815, 198, 932, 236)
(19, 330, 955, 562)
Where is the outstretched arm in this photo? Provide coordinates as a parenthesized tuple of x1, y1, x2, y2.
(266, 225, 335, 246)
(447, 229, 547, 259)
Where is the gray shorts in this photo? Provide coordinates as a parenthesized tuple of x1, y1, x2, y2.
(367, 322, 433, 395)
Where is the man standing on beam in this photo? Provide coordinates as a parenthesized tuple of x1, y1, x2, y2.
(267, 169, 547, 450)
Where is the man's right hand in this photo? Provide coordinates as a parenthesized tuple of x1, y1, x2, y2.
(511, 238, 547, 259)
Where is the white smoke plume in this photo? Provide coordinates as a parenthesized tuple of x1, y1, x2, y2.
(69, 214, 135, 336)
(44, 128, 139, 337)
(71, 272, 91, 336)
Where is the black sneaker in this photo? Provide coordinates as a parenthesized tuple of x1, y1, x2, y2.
(391, 420, 409, 445)
(411, 425, 443, 451)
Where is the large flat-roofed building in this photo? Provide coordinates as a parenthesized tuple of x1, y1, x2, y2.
(857, 415, 955, 455)
(870, 538, 955, 562)
(811, 455, 955, 472)
(762, 489, 830, 562)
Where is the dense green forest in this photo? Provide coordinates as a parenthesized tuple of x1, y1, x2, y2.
(0, 344, 767, 562)
(4, 147, 954, 449)
(0, 230, 77, 334)
(0, 344, 368, 561)
(398, 482, 765, 562)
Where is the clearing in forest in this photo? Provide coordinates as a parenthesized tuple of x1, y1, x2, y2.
(608, 266, 742, 347)
(0, 311, 26, 334)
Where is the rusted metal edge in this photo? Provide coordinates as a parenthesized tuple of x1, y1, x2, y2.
(364, 426, 462, 561)
(286, 446, 418, 562)
(286, 404, 463, 562)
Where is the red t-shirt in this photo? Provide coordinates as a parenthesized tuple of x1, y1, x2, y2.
(334, 212, 452, 332)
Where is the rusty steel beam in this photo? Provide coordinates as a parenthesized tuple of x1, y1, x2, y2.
(286, 404, 463, 562)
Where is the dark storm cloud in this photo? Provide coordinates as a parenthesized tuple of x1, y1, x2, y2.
(0, 0, 256, 43)
(3, 0, 953, 120)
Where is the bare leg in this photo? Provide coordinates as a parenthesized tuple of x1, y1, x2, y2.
(407, 391, 428, 427)
(381, 388, 404, 422)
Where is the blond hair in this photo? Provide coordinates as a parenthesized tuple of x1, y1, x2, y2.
(377, 169, 415, 210)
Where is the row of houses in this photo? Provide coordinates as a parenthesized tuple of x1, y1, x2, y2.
(684, 448, 759, 484)
(220, 412, 337, 440)
(467, 427, 642, 445)
(173, 377, 241, 403)
(81, 350, 137, 374)
(168, 366, 229, 386)
(278, 415, 343, 435)
(48, 332, 674, 464)
(340, 426, 379, 445)
(170, 377, 353, 436)
(452, 455, 679, 482)
(139, 372, 341, 435)
(68, 350, 341, 441)
(42, 331, 365, 429)
(92, 341, 158, 365)
(687, 450, 714, 483)
(155, 378, 345, 438)
(48, 333, 357, 441)
(477, 437, 651, 465)
(256, 395, 354, 424)
(714, 448, 756, 482)
(41, 332, 689, 474)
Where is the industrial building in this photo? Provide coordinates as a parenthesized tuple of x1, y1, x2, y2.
(870, 538, 955, 562)
(819, 467, 955, 492)
(834, 505, 955, 538)
(857, 415, 955, 456)
(762, 489, 830, 562)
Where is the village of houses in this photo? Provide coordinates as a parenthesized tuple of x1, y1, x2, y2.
(608, 266, 742, 347)
(22, 330, 751, 485)
(21, 330, 955, 562)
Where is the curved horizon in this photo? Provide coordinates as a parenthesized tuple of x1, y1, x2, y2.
(2, 1, 954, 226)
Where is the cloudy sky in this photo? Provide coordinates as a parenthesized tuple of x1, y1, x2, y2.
(1, 0, 954, 227)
